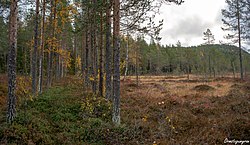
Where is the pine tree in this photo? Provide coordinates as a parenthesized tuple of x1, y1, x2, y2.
(38, 0, 46, 94)
(7, 0, 18, 123)
(222, 0, 245, 80)
(203, 29, 215, 77)
(32, 0, 39, 95)
(243, 0, 250, 40)
(105, 0, 112, 100)
(112, 0, 121, 125)
(203, 29, 215, 44)
(99, 0, 104, 96)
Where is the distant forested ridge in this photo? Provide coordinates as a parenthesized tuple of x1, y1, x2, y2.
(119, 37, 250, 77)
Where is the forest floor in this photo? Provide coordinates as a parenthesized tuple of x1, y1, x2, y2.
(0, 74, 250, 144)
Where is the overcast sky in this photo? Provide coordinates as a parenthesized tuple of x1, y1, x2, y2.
(157, 0, 226, 47)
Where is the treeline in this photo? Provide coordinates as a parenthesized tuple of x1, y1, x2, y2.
(2, 24, 249, 79)
(121, 38, 250, 78)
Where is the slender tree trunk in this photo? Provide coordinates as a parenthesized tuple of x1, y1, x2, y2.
(47, 49, 50, 88)
(56, 49, 60, 79)
(47, 0, 54, 88)
(81, 28, 86, 83)
(81, 31, 85, 77)
(112, 0, 121, 125)
(237, 0, 243, 80)
(135, 46, 139, 86)
(61, 39, 65, 78)
(105, 0, 112, 100)
(52, 0, 57, 81)
(95, 32, 98, 94)
(7, 0, 18, 123)
(208, 54, 211, 78)
(156, 44, 160, 74)
(32, 0, 39, 95)
(85, 6, 90, 88)
(74, 35, 77, 75)
(213, 67, 216, 78)
(38, 0, 45, 94)
(123, 33, 129, 80)
(89, 2, 95, 92)
(232, 61, 236, 79)
(30, 48, 32, 76)
(187, 64, 190, 80)
(99, 6, 104, 96)
(93, 0, 98, 94)
(85, 29, 89, 87)
(24, 47, 27, 74)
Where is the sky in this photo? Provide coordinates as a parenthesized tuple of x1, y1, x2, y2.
(157, 0, 227, 47)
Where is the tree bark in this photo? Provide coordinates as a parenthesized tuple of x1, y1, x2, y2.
(85, 6, 90, 88)
(47, 0, 55, 88)
(38, 0, 45, 94)
(112, 0, 121, 125)
(99, 5, 104, 96)
(237, 0, 243, 80)
(105, 0, 112, 100)
(32, 0, 39, 95)
(81, 29, 86, 79)
(135, 45, 139, 86)
(92, 0, 98, 94)
(7, 0, 18, 123)
(123, 33, 129, 80)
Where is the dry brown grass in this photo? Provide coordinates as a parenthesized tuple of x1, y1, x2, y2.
(121, 75, 250, 144)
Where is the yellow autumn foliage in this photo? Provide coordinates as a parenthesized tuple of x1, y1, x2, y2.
(17, 76, 33, 103)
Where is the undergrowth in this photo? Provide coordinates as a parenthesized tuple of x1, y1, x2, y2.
(0, 76, 249, 144)
(0, 84, 138, 144)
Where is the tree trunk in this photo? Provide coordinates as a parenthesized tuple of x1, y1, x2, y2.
(24, 46, 27, 74)
(112, 0, 121, 125)
(232, 61, 236, 79)
(32, 0, 39, 95)
(89, 1, 95, 92)
(92, 0, 98, 94)
(156, 44, 160, 74)
(7, 0, 18, 123)
(213, 67, 216, 78)
(208, 54, 211, 78)
(47, 0, 55, 88)
(85, 6, 90, 88)
(135, 46, 139, 86)
(81, 30, 86, 78)
(99, 5, 104, 96)
(123, 33, 129, 80)
(187, 64, 190, 81)
(74, 35, 77, 75)
(105, 0, 112, 100)
(38, 0, 45, 94)
(237, 0, 243, 80)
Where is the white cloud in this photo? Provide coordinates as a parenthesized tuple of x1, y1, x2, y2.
(158, 0, 227, 46)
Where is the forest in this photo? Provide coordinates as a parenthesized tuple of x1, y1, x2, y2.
(0, 0, 250, 144)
